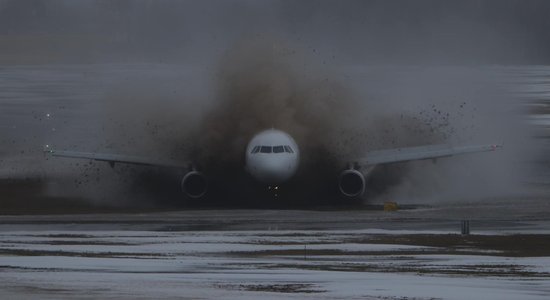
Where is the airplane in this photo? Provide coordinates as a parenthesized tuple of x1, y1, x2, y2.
(44, 128, 502, 200)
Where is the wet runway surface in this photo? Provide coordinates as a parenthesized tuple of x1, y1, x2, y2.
(1, 202, 550, 300)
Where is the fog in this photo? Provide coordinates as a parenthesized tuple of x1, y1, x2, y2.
(0, 0, 546, 208)
(2, 0, 550, 65)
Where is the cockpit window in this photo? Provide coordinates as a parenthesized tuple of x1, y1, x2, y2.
(284, 145, 294, 153)
(253, 145, 293, 154)
(260, 146, 272, 153)
(273, 146, 285, 153)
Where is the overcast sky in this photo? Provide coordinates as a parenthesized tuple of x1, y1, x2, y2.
(1, 0, 549, 65)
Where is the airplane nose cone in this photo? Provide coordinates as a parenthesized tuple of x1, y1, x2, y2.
(255, 158, 293, 184)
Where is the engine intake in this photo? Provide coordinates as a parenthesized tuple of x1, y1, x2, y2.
(181, 171, 207, 198)
(338, 169, 365, 197)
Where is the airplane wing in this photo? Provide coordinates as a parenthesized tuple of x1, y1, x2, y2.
(356, 143, 502, 166)
(44, 149, 188, 168)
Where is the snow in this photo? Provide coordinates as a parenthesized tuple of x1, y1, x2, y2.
(1, 229, 550, 299)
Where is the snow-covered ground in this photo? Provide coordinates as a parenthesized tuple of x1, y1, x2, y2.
(1, 229, 549, 299)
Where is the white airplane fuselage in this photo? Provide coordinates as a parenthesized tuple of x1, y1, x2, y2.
(245, 129, 300, 185)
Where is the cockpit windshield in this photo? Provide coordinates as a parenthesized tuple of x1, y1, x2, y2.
(252, 145, 294, 154)
(284, 145, 294, 153)
(260, 146, 272, 153)
(273, 146, 285, 153)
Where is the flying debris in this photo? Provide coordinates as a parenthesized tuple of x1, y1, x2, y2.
(45, 128, 501, 200)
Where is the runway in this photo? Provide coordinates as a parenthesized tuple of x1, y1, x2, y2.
(1, 203, 550, 299)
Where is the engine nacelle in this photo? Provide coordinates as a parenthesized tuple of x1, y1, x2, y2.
(338, 169, 365, 197)
(181, 171, 207, 198)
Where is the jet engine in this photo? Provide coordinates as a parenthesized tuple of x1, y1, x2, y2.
(181, 171, 207, 198)
(338, 169, 365, 197)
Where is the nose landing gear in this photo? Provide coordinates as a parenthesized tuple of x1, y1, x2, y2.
(267, 185, 280, 197)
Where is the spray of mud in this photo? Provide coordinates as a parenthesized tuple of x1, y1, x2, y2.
(0, 38, 533, 209)
(0, 36, 527, 209)
(356, 67, 536, 205)
(0, 2, 542, 212)
(185, 38, 451, 205)
(76, 37, 473, 207)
